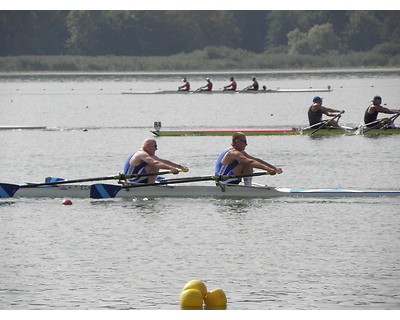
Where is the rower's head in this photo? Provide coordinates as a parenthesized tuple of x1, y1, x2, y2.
(182, 78, 187, 82)
(313, 96, 323, 103)
(372, 95, 382, 105)
(231, 132, 248, 150)
(142, 138, 158, 155)
(252, 76, 256, 81)
(230, 77, 234, 81)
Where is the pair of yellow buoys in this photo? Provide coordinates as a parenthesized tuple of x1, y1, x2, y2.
(180, 280, 227, 309)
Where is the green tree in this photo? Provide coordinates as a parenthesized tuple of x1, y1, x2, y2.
(0, 11, 69, 55)
(343, 11, 381, 51)
(288, 23, 341, 55)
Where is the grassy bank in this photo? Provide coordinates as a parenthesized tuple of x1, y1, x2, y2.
(1, 48, 400, 72)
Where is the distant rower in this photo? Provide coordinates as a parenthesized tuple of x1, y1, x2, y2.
(178, 78, 190, 91)
(364, 95, 400, 127)
(199, 78, 213, 91)
(223, 77, 237, 91)
(245, 76, 259, 91)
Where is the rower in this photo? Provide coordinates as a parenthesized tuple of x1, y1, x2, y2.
(178, 78, 190, 91)
(245, 76, 259, 91)
(122, 138, 189, 184)
(308, 96, 345, 128)
(364, 95, 400, 128)
(198, 78, 213, 91)
(215, 132, 282, 186)
(223, 77, 237, 91)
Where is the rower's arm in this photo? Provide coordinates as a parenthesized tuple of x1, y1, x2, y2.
(375, 105, 398, 114)
(236, 152, 281, 174)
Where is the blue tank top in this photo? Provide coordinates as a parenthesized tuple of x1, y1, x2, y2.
(215, 148, 239, 175)
(122, 151, 147, 182)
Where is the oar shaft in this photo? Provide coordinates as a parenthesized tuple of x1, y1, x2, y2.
(122, 171, 276, 189)
(363, 113, 399, 133)
(311, 112, 342, 134)
(19, 171, 176, 188)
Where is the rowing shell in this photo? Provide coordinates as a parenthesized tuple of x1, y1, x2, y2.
(10, 184, 400, 199)
(121, 86, 332, 95)
(151, 127, 400, 136)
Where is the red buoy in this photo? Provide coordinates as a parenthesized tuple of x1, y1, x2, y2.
(62, 199, 73, 205)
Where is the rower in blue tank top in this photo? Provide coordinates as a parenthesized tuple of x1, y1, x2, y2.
(214, 132, 282, 186)
(122, 151, 148, 183)
(122, 138, 189, 184)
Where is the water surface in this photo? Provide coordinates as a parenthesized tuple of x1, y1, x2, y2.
(1, 70, 400, 310)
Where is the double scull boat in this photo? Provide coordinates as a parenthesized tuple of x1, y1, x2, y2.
(151, 122, 400, 136)
(7, 183, 400, 199)
(2, 171, 399, 200)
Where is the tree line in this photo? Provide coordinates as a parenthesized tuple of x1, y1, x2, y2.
(1, 10, 400, 57)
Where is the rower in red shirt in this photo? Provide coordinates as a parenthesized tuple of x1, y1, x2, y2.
(223, 77, 237, 91)
(178, 78, 190, 91)
(199, 78, 213, 91)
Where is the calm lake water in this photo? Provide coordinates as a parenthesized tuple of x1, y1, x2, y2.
(1, 69, 400, 310)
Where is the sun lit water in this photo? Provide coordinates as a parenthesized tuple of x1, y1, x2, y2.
(1, 70, 400, 310)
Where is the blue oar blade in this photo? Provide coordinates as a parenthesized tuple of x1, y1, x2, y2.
(90, 184, 121, 199)
(45, 177, 65, 183)
(0, 183, 20, 198)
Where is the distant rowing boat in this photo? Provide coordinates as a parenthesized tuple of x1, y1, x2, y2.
(151, 127, 400, 136)
(9, 183, 400, 199)
(121, 86, 332, 95)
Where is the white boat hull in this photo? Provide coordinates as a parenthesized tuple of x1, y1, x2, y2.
(11, 184, 400, 199)
(121, 87, 332, 95)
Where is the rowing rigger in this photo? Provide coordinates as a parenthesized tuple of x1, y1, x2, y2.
(1, 172, 399, 199)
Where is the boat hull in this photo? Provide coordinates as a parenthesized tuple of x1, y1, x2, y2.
(11, 184, 400, 199)
(121, 87, 332, 95)
(151, 128, 400, 136)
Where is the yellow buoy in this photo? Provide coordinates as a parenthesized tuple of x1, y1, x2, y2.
(182, 280, 207, 298)
(204, 288, 227, 307)
(180, 289, 203, 308)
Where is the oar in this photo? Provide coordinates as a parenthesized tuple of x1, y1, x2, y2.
(90, 171, 282, 199)
(0, 170, 182, 198)
(363, 113, 399, 133)
(302, 121, 328, 131)
(311, 112, 343, 135)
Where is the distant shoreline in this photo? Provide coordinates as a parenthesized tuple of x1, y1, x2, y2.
(1, 50, 399, 73)
(1, 68, 400, 78)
